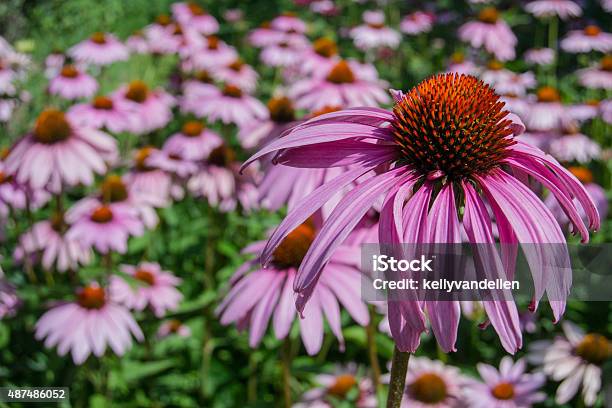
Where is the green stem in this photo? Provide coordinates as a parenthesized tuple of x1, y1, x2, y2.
(386, 346, 410, 408)
(281, 337, 292, 408)
(548, 16, 559, 87)
(366, 306, 381, 392)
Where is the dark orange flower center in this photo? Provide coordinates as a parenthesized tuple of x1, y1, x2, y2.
(568, 166, 593, 184)
(575, 334, 609, 364)
(101, 174, 128, 203)
(222, 84, 243, 98)
(134, 268, 156, 285)
(156, 14, 172, 26)
(172, 24, 183, 36)
(228, 59, 244, 71)
(78, 285, 106, 309)
(207, 36, 219, 50)
(60, 65, 79, 78)
(0, 171, 12, 184)
(0, 147, 9, 160)
(327, 374, 357, 398)
(478, 7, 499, 24)
(601, 55, 612, 71)
(90, 206, 113, 223)
(313, 38, 338, 58)
(260, 21, 271, 29)
(272, 221, 316, 268)
(125, 80, 149, 103)
(33, 109, 72, 144)
(90, 32, 107, 44)
(492, 382, 515, 400)
(536, 86, 560, 103)
(188, 2, 206, 15)
(167, 319, 183, 332)
(451, 52, 465, 64)
(268, 96, 295, 122)
(135, 146, 154, 171)
(409, 373, 447, 404)
(584, 25, 601, 36)
(311, 106, 342, 118)
(50, 212, 67, 233)
(93, 96, 114, 110)
(195, 70, 212, 83)
(586, 99, 600, 107)
(207, 145, 236, 167)
(487, 60, 504, 70)
(367, 22, 385, 29)
(182, 121, 204, 136)
(393, 73, 515, 179)
(326, 60, 355, 84)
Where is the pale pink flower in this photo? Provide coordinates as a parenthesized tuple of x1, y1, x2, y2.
(549, 132, 601, 163)
(67, 95, 135, 133)
(223, 9, 243, 23)
(212, 59, 258, 93)
(524, 47, 555, 65)
(237, 96, 297, 149)
(561, 26, 612, 53)
(113, 80, 175, 135)
(0, 278, 20, 319)
(66, 201, 144, 254)
(577, 55, 612, 90)
(157, 319, 191, 338)
(295, 364, 377, 407)
(181, 84, 267, 126)
(4, 109, 117, 193)
(465, 357, 546, 408)
(248, 24, 287, 48)
(458, 7, 517, 61)
(523, 87, 565, 131)
(142, 20, 183, 55)
(147, 147, 198, 179)
(446, 52, 478, 75)
(181, 70, 218, 100)
(35, 283, 143, 365)
(0, 160, 49, 216)
(15, 215, 91, 272)
(289, 60, 390, 110)
(480, 62, 536, 96)
(400, 11, 434, 35)
(172, 2, 219, 35)
(69, 32, 129, 66)
(260, 35, 309, 67)
(43, 52, 65, 78)
(299, 37, 340, 77)
(525, 0, 582, 19)
(500, 94, 530, 117)
(48, 65, 98, 100)
(270, 13, 307, 34)
(183, 36, 238, 70)
(566, 100, 602, 122)
(126, 32, 149, 54)
(123, 147, 176, 205)
(529, 321, 609, 406)
(350, 11, 401, 50)
(110, 262, 182, 317)
(310, 0, 338, 16)
(166, 121, 223, 162)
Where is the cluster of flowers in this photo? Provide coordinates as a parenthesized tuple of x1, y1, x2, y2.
(0, 0, 610, 406)
(0, 37, 31, 122)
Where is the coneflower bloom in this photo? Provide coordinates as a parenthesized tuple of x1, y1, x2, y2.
(4, 109, 117, 193)
(0, 160, 49, 216)
(35, 283, 143, 365)
(67, 95, 135, 133)
(294, 364, 377, 407)
(216, 219, 369, 355)
(237, 96, 297, 149)
(69, 32, 129, 66)
(113, 80, 175, 135)
(524, 47, 555, 65)
(123, 147, 175, 205)
(523, 86, 565, 131)
(458, 7, 517, 61)
(185, 36, 238, 70)
(143, 16, 183, 55)
(382, 357, 466, 407)
(298, 37, 340, 77)
(561, 26, 612, 53)
(289, 60, 389, 110)
(270, 13, 307, 34)
(126, 31, 149, 54)
(157, 319, 191, 338)
(181, 84, 267, 126)
(465, 357, 546, 408)
(310, 0, 339, 16)
(548, 129, 601, 163)
(248, 22, 287, 48)
(577, 55, 612, 90)
(567, 100, 601, 123)
(480, 61, 536, 97)
(48, 65, 98, 100)
(66, 200, 144, 254)
(529, 321, 610, 406)
(211, 59, 258, 93)
(245, 73, 599, 353)
(524, 0, 582, 19)
(172, 2, 219, 35)
(0, 278, 20, 319)
(260, 36, 309, 68)
(181, 70, 217, 100)
(446, 52, 478, 75)
(400, 11, 434, 36)
(350, 10, 401, 50)
(147, 147, 198, 181)
(14, 214, 91, 272)
(163, 120, 222, 161)
(110, 262, 182, 317)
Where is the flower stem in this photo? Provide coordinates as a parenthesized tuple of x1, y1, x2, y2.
(386, 346, 410, 408)
(281, 337, 292, 408)
(366, 305, 381, 391)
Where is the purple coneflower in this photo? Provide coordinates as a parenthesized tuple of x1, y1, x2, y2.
(524, 47, 555, 66)
(400, 11, 434, 36)
(157, 319, 191, 338)
(458, 7, 517, 61)
(69, 32, 129, 66)
(48, 65, 98, 100)
(35, 283, 143, 364)
(172, 2, 219, 35)
(523, 86, 565, 131)
(465, 357, 546, 408)
(185, 36, 238, 70)
(67, 95, 135, 133)
(561, 25, 612, 53)
(524, 0, 582, 19)
(110, 262, 182, 317)
(577, 55, 612, 90)
(212, 59, 258, 93)
(260, 36, 309, 68)
(216, 218, 369, 355)
(529, 321, 610, 406)
(298, 37, 340, 77)
(270, 13, 307, 34)
(245, 73, 599, 355)
(4, 109, 117, 193)
(113, 80, 175, 135)
(446, 52, 478, 75)
(237, 96, 298, 149)
(163, 120, 222, 161)
(350, 11, 401, 51)
(123, 147, 175, 205)
(548, 129, 601, 164)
